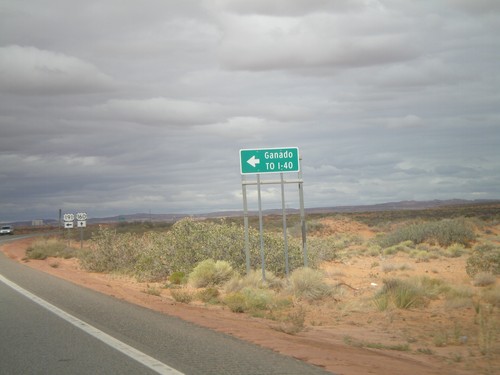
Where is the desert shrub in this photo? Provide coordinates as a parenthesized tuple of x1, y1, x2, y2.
(382, 240, 414, 256)
(410, 250, 431, 262)
(308, 234, 362, 262)
(80, 227, 139, 273)
(374, 278, 428, 310)
(378, 218, 475, 248)
(83, 218, 307, 281)
(444, 243, 467, 258)
(133, 232, 172, 281)
(170, 289, 193, 304)
(418, 276, 449, 298)
(288, 267, 332, 301)
(466, 243, 500, 277)
(305, 220, 327, 234)
(443, 285, 474, 300)
(224, 270, 283, 293)
(169, 271, 186, 285)
(26, 238, 74, 260)
(482, 287, 500, 307)
(223, 287, 278, 313)
(223, 292, 247, 312)
(367, 245, 382, 257)
(189, 259, 235, 288)
(472, 272, 497, 287)
(195, 287, 220, 303)
(169, 218, 305, 276)
(241, 287, 276, 311)
(144, 285, 161, 296)
(273, 305, 306, 335)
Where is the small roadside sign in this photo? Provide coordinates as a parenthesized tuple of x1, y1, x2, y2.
(64, 222, 74, 229)
(63, 213, 75, 222)
(240, 147, 299, 174)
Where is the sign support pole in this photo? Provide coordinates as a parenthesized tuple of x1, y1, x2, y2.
(298, 165, 308, 267)
(80, 226, 84, 249)
(241, 175, 250, 274)
(280, 173, 290, 278)
(257, 174, 266, 282)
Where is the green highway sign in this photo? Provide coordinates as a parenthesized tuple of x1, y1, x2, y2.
(240, 147, 300, 174)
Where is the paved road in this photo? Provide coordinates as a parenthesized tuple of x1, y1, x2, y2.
(0, 237, 332, 375)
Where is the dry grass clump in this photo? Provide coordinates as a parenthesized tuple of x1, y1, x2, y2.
(288, 267, 332, 301)
(189, 259, 235, 288)
(473, 272, 497, 287)
(373, 277, 439, 310)
(381, 263, 412, 273)
(170, 289, 194, 304)
(195, 287, 220, 304)
(26, 238, 75, 260)
(272, 305, 306, 335)
(224, 269, 283, 293)
(222, 288, 278, 313)
(444, 243, 467, 258)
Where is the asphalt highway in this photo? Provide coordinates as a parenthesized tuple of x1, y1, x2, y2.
(0, 236, 332, 375)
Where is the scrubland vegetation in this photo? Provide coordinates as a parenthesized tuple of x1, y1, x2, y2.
(27, 202, 500, 374)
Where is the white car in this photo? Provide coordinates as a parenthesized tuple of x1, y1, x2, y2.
(0, 225, 14, 235)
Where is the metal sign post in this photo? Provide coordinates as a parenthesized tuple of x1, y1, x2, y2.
(241, 175, 250, 274)
(63, 213, 75, 246)
(257, 174, 266, 281)
(280, 173, 289, 277)
(240, 147, 306, 281)
(76, 212, 87, 250)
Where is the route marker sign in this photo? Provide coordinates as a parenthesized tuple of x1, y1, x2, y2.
(240, 147, 299, 174)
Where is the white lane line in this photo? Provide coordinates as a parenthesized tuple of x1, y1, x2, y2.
(0, 274, 184, 375)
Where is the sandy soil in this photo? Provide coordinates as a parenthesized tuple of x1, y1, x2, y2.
(1, 220, 498, 375)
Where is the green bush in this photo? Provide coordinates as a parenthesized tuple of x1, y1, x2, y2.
(189, 259, 234, 288)
(168, 218, 306, 276)
(466, 243, 500, 277)
(241, 287, 276, 311)
(307, 234, 362, 262)
(80, 228, 139, 273)
(133, 232, 172, 282)
(169, 271, 186, 285)
(82, 218, 309, 282)
(382, 241, 414, 256)
(378, 218, 475, 248)
(224, 292, 247, 312)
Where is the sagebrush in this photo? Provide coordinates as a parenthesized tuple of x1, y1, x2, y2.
(378, 218, 475, 248)
(80, 218, 308, 281)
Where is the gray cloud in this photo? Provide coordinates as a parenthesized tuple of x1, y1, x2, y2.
(0, 0, 499, 222)
(0, 45, 116, 95)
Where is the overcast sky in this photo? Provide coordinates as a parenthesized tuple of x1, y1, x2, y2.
(1, 0, 499, 222)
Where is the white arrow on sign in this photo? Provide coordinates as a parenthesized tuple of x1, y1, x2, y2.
(246, 155, 260, 168)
